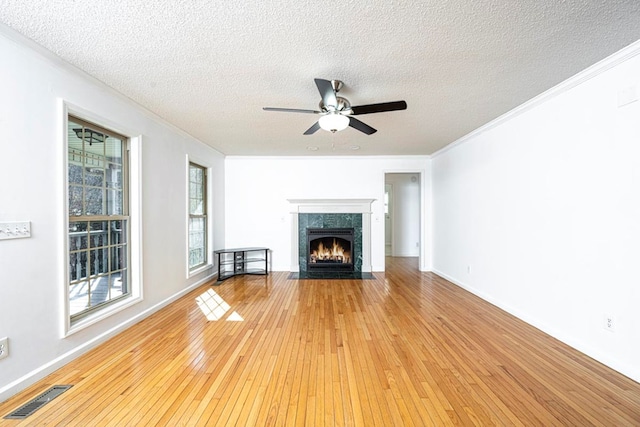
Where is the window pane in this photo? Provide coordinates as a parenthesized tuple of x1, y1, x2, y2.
(107, 190, 123, 215)
(69, 163, 83, 184)
(105, 137, 123, 164)
(69, 185, 83, 216)
(189, 250, 199, 268)
(69, 148, 83, 164)
(109, 272, 126, 297)
(70, 221, 88, 233)
(111, 220, 126, 244)
(192, 199, 204, 215)
(111, 245, 127, 271)
(68, 120, 83, 148)
(89, 221, 108, 247)
(106, 164, 122, 189)
(190, 217, 204, 233)
(189, 216, 206, 268)
(84, 167, 104, 187)
(69, 231, 88, 251)
(86, 188, 104, 215)
(84, 153, 105, 168)
(89, 276, 110, 307)
(119, 269, 129, 294)
(69, 281, 89, 316)
(69, 251, 88, 282)
(90, 249, 108, 275)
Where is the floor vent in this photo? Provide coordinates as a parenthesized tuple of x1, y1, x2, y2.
(4, 385, 73, 419)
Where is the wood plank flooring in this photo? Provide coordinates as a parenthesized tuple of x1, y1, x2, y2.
(2, 257, 640, 426)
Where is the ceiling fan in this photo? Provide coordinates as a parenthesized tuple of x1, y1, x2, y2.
(263, 78, 407, 135)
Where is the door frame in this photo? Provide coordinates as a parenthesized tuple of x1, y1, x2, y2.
(384, 183, 394, 256)
(383, 170, 428, 271)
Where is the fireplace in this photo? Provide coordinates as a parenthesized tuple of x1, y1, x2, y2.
(289, 199, 374, 273)
(307, 228, 354, 272)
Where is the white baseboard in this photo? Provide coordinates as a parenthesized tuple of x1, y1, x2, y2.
(431, 269, 640, 384)
(0, 273, 216, 402)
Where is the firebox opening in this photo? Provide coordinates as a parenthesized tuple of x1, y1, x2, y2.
(307, 228, 354, 272)
(309, 237, 351, 264)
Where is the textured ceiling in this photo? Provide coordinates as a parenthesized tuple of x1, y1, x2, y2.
(2, 1, 640, 156)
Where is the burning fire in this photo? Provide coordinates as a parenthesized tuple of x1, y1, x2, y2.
(310, 238, 351, 264)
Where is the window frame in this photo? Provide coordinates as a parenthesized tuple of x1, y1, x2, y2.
(188, 161, 208, 272)
(67, 116, 131, 323)
(62, 106, 143, 337)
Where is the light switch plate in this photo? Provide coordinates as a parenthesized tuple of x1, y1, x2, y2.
(0, 221, 31, 240)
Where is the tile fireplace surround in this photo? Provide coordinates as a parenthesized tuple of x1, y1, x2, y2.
(300, 214, 361, 273)
(288, 199, 374, 273)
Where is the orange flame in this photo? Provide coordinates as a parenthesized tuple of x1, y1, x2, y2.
(310, 239, 351, 263)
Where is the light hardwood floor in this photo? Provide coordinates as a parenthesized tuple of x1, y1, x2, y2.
(2, 257, 640, 426)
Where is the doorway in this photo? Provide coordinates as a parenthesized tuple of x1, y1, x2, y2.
(384, 173, 421, 262)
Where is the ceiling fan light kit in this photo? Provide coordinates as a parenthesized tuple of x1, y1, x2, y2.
(263, 78, 407, 135)
(318, 113, 350, 133)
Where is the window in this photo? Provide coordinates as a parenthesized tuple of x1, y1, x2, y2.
(68, 116, 129, 322)
(188, 162, 207, 270)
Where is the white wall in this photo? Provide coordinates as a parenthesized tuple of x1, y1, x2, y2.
(224, 156, 431, 272)
(432, 41, 640, 382)
(385, 173, 421, 256)
(0, 25, 225, 400)
(5, 13, 635, 405)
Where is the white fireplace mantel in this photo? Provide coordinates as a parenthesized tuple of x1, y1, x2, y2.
(288, 199, 375, 272)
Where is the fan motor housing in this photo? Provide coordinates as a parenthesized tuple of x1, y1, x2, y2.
(320, 96, 351, 113)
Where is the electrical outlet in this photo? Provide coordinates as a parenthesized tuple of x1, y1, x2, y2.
(0, 337, 8, 360)
(604, 315, 616, 332)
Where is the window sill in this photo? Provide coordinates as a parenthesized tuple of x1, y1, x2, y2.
(65, 295, 142, 337)
(188, 263, 213, 279)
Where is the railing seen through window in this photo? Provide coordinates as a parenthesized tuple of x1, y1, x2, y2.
(68, 117, 129, 321)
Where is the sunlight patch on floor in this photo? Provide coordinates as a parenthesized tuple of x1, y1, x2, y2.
(195, 288, 231, 321)
(226, 311, 244, 321)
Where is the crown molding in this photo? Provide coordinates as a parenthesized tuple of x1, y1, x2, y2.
(432, 38, 640, 158)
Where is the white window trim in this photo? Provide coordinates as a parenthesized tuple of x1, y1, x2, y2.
(60, 101, 144, 337)
(186, 154, 213, 278)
